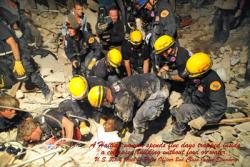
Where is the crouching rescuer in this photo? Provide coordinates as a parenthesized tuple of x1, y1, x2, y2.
(87, 74, 169, 150)
(162, 52, 227, 142)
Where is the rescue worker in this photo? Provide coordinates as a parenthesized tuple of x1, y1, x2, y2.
(0, 93, 30, 132)
(62, 1, 88, 37)
(162, 53, 227, 142)
(135, 0, 177, 44)
(89, 48, 123, 84)
(121, 30, 150, 76)
(96, 6, 125, 50)
(88, 73, 169, 145)
(59, 75, 107, 120)
(64, 19, 102, 76)
(153, 35, 192, 92)
(16, 108, 77, 145)
(0, 21, 53, 103)
(213, 0, 246, 43)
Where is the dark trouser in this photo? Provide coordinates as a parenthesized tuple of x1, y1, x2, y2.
(213, 8, 235, 43)
(0, 63, 17, 89)
(0, 54, 50, 96)
(129, 85, 169, 144)
(171, 103, 206, 135)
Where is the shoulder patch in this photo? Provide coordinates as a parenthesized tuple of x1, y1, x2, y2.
(160, 10, 169, 18)
(88, 37, 95, 44)
(210, 81, 221, 91)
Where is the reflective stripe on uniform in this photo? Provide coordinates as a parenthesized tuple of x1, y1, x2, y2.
(0, 51, 13, 56)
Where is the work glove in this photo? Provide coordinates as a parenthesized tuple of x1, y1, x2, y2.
(87, 58, 97, 70)
(13, 60, 26, 76)
(157, 65, 170, 79)
(79, 121, 90, 136)
(188, 117, 207, 130)
(72, 60, 80, 68)
(158, 71, 171, 80)
(234, 9, 242, 18)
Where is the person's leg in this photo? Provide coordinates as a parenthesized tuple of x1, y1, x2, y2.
(219, 10, 232, 43)
(162, 103, 205, 142)
(129, 88, 169, 144)
(213, 8, 223, 42)
(21, 54, 53, 103)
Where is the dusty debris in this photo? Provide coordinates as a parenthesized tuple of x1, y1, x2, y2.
(235, 122, 250, 133)
(239, 133, 250, 149)
(16, 90, 25, 99)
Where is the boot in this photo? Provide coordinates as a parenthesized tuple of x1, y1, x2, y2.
(162, 131, 185, 143)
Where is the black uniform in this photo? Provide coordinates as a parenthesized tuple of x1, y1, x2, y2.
(64, 31, 102, 75)
(121, 40, 150, 74)
(89, 58, 121, 84)
(158, 46, 191, 92)
(160, 47, 191, 77)
(151, 0, 177, 43)
(171, 70, 227, 135)
(97, 20, 125, 50)
(0, 21, 50, 96)
(0, 111, 30, 132)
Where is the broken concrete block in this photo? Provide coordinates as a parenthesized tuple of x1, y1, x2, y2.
(233, 100, 248, 108)
(225, 112, 246, 119)
(242, 156, 250, 167)
(208, 132, 222, 143)
(44, 72, 66, 83)
(235, 122, 250, 133)
(16, 90, 25, 99)
(219, 128, 237, 143)
(215, 68, 229, 82)
(231, 56, 241, 66)
(239, 133, 250, 149)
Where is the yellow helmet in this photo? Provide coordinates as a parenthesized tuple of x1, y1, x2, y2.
(69, 76, 88, 100)
(107, 48, 122, 68)
(186, 52, 212, 78)
(88, 86, 105, 108)
(153, 35, 174, 54)
(130, 30, 143, 45)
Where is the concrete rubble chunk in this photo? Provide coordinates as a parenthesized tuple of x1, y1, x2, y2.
(44, 72, 66, 83)
(16, 90, 25, 99)
(233, 100, 248, 108)
(240, 46, 248, 64)
(215, 68, 229, 82)
(219, 127, 237, 143)
(235, 122, 250, 133)
(228, 88, 245, 98)
(208, 132, 222, 143)
(242, 156, 250, 167)
(231, 56, 241, 66)
(239, 133, 250, 149)
(225, 112, 246, 119)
